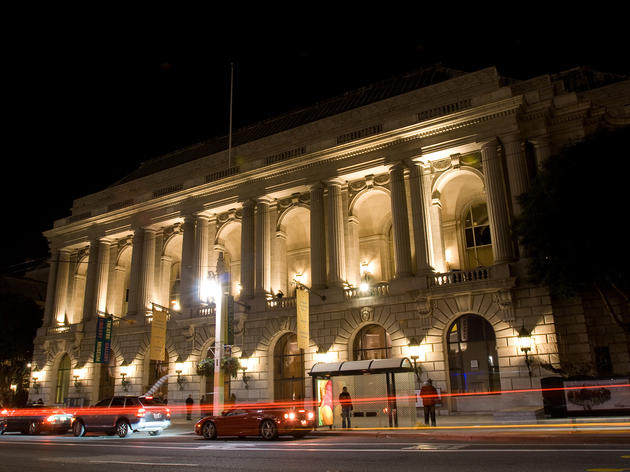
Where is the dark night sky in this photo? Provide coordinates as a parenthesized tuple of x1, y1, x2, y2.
(3, 11, 628, 274)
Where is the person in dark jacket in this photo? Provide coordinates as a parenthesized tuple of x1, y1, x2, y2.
(338, 386, 353, 428)
(420, 379, 439, 427)
(185, 394, 194, 420)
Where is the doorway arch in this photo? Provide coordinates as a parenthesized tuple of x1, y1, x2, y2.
(273, 333, 304, 403)
(447, 314, 500, 394)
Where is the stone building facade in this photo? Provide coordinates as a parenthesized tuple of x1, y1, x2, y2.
(31, 66, 630, 416)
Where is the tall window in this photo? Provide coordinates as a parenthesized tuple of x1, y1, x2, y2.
(447, 314, 500, 394)
(55, 354, 71, 404)
(273, 333, 304, 403)
(464, 203, 493, 268)
(353, 324, 391, 360)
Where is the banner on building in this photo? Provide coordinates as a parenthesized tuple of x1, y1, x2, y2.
(296, 287, 309, 350)
(93, 316, 113, 364)
(149, 306, 168, 361)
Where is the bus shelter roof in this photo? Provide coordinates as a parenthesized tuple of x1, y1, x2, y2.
(309, 357, 414, 377)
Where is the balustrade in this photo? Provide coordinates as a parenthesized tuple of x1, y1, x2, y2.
(433, 267, 490, 286)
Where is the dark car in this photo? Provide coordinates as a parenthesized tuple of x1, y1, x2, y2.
(0, 405, 73, 435)
(72, 395, 170, 438)
(194, 406, 315, 440)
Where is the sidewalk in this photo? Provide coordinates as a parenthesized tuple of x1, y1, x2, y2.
(166, 414, 630, 444)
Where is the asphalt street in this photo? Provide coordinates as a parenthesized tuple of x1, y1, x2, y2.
(1, 424, 629, 472)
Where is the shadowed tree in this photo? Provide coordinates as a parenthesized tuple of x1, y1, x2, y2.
(513, 126, 630, 332)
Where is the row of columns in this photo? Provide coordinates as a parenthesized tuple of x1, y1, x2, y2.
(43, 132, 550, 326)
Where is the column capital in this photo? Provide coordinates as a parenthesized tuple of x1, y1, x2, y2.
(195, 213, 210, 222)
(480, 138, 500, 152)
(500, 132, 523, 145)
(310, 181, 325, 192)
(324, 177, 345, 187)
(389, 160, 408, 173)
(242, 198, 256, 209)
(256, 196, 273, 205)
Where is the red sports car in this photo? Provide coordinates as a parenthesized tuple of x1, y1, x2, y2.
(194, 407, 315, 440)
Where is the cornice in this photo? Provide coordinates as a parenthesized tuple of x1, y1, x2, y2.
(46, 95, 524, 241)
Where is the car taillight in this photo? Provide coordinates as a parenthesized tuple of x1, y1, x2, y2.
(0, 409, 7, 415)
(166, 408, 171, 418)
(46, 415, 56, 423)
(307, 411, 314, 420)
(136, 408, 146, 418)
(283, 412, 296, 420)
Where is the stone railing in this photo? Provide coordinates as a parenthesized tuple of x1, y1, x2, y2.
(197, 305, 217, 317)
(266, 297, 296, 310)
(344, 282, 390, 299)
(433, 267, 490, 286)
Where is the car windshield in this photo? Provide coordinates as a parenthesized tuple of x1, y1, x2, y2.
(139, 397, 165, 406)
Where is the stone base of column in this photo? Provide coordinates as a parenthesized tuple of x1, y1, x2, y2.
(389, 276, 426, 296)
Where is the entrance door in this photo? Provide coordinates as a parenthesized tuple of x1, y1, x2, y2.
(273, 333, 304, 404)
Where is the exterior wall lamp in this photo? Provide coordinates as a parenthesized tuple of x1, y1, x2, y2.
(518, 325, 533, 380)
(360, 262, 371, 293)
(407, 337, 422, 382)
(175, 357, 186, 390)
(120, 363, 131, 392)
(32, 374, 40, 394)
(73, 375, 82, 390)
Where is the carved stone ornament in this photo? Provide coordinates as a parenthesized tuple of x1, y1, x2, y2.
(360, 306, 374, 322)
(416, 297, 433, 317)
(432, 158, 452, 172)
(494, 289, 515, 321)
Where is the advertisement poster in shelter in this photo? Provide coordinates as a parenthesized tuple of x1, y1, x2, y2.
(564, 378, 630, 412)
(317, 379, 333, 427)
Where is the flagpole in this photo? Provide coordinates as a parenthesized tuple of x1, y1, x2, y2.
(228, 62, 234, 169)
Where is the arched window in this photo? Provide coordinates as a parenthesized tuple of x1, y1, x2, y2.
(273, 333, 304, 403)
(353, 324, 391, 360)
(463, 203, 493, 268)
(55, 354, 71, 404)
(447, 314, 500, 394)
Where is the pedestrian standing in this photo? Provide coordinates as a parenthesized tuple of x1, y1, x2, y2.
(186, 394, 194, 420)
(338, 386, 353, 429)
(420, 379, 439, 427)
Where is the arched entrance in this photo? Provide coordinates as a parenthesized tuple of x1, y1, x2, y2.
(55, 354, 71, 404)
(273, 333, 304, 404)
(447, 314, 500, 394)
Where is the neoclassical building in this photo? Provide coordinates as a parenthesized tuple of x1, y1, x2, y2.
(32, 66, 630, 418)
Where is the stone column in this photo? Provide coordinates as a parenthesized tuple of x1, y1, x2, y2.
(52, 249, 71, 325)
(153, 231, 164, 302)
(310, 182, 326, 289)
(82, 239, 100, 322)
(326, 178, 346, 287)
(94, 238, 112, 315)
(240, 199, 255, 299)
(255, 197, 271, 296)
(346, 215, 361, 287)
(65, 253, 77, 323)
(137, 229, 156, 316)
(180, 215, 196, 314)
(159, 256, 172, 307)
(429, 195, 446, 273)
(389, 163, 413, 278)
(126, 228, 144, 317)
(531, 136, 551, 170)
(481, 139, 514, 264)
(502, 133, 530, 217)
(194, 215, 209, 303)
(408, 162, 431, 274)
(275, 230, 288, 295)
(43, 249, 59, 327)
(106, 244, 118, 315)
(207, 217, 218, 274)
(112, 265, 126, 318)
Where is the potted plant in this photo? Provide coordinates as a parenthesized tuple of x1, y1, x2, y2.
(221, 356, 241, 379)
(196, 358, 215, 377)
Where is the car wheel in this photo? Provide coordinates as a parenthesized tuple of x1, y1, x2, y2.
(201, 421, 216, 440)
(0, 426, 6, 435)
(72, 420, 86, 437)
(115, 420, 131, 438)
(148, 430, 161, 436)
(27, 421, 40, 435)
(260, 419, 278, 440)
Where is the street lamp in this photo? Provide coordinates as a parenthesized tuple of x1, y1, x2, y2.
(518, 325, 533, 380)
(120, 362, 131, 392)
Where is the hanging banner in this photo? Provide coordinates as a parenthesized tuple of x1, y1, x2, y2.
(226, 295, 234, 346)
(296, 288, 309, 350)
(93, 316, 113, 363)
(149, 306, 167, 361)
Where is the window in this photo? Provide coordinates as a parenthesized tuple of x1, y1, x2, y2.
(353, 324, 391, 360)
(447, 314, 500, 394)
(463, 203, 493, 268)
(110, 397, 125, 407)
(273, 333, 304, 403)
(94, 398, 111, 407)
